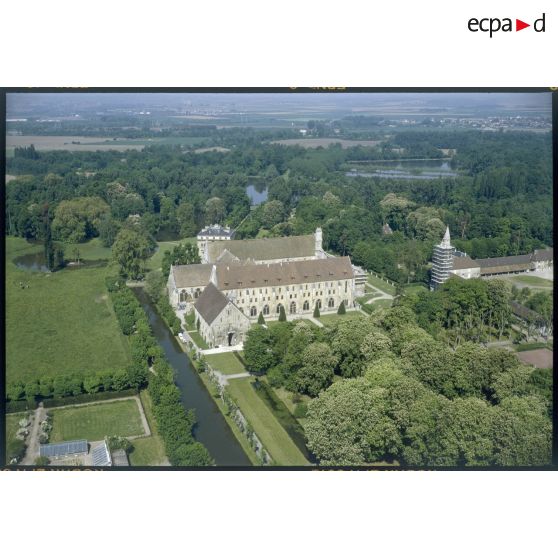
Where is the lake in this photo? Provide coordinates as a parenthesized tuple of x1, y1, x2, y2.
(346, 159, 458, 180)
(246, 183, 268, 206)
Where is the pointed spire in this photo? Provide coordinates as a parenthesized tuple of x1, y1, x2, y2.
(441, 226, 452, 248)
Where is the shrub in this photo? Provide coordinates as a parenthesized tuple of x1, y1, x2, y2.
(34, 456, 50, 466)
(337, 301, 346, 315)
(6, 438, 26, 463)
(294, 402, 308, 418)
(313, 302, 321, 318)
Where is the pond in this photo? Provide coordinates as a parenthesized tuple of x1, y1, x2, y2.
(14, 251, 108, 272)
(346, 159, 458, 180)
(132, 288, 251, 466)
(246, 182, 268, 206)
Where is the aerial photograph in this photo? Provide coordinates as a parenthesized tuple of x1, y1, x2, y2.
(4, 90, 553, 468)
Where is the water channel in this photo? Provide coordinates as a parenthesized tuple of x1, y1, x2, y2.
(132, 287, 251, 466)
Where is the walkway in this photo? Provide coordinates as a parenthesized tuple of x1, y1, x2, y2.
(202, 344, 244, 355)
(21, 403, 46, 465)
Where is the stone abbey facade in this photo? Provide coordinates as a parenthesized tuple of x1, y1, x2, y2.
(167, 227, 362, 348)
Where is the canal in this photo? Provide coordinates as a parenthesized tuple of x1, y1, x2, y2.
(132, 287, 251, 466)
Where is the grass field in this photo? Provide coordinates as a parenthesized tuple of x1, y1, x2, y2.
(318, 311, 361, 325)
(146, 237, 197, 271)
(6, 238, 130, 383)
(49, 399, 145, 443)
(403, 284, 429, 295)
(129, 391, 168, 466)
(197, 372, 260, 465)
(225, 378, 309, 466)
(189, 331, 209, 350)
(205, 352, 246, 375)
(5, 135, 211, 156)
(366, 273, 397, 295)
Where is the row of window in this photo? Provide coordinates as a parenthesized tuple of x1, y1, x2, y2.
(245, 297, 349, 317)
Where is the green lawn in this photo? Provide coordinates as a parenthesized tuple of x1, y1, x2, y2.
(6, 237, 130, 383)
(205, 352, 247, 375)
(403, 284, 428, 295)
(189, 330, 209, 350)
(146, 237, 197, 271)
(366, 273, 397, 295)
(197, 372, 260, 465)
(225, 378, 309, 466)
(61, 238, 113, 261)
(49, 399, 145, 442)
(318, 311, 362, 325)
(129, 391, 168, 466)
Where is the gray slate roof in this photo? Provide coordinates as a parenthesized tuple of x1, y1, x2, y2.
(532, 248, 553, 262)
(207, 234, 315, 263)
(194, 282, 230, 325)
(476, 254, 533, 268)
(452, 255, 479, 270)
(172, 263, 212, 288)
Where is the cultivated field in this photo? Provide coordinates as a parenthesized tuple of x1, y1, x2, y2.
(49, 400, 145, 442)
(270, 138, 382, 149)
(6, 237, 130, 383)
(5, 135, 146, 154)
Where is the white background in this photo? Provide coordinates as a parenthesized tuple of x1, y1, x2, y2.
(1, 1, 556, 557)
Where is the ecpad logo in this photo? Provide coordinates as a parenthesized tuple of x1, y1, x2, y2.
(468, 13, 546, 37)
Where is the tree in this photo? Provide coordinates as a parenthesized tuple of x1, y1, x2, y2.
(52, 196, 110, 242)
(262, 200, 286, 226)
(112, 227, 152, 279)
(257, 312, 266, 325)
(294, 342, 337, 397)
(313, 301, 321, 318)
(205, 197, 225, 224)
(145, 270, 165, 302)
(243, 326, 275, 374)
(337, 301, 346, 315)
(278, 305, 287, 322)
(176, 201, 198, 237)
(305, 378, 398, 465)
(330, 317, 375, 378)
(98, 215, 120, 247)
(162, 243, 201, 277)
(360, 330, 393, 363)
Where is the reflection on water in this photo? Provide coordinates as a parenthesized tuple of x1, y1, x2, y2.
(246, 183, 268, 205)
(13, 252, 108, 272)
(346, 159, 458, 180)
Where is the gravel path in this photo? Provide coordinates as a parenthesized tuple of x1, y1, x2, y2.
(21, 404, 46, 465)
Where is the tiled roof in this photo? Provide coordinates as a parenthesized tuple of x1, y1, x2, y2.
(172, 263, 212, 288)
(216, 257, 354, 290)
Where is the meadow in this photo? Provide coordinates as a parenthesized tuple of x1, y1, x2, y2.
(6, 237, 130, 383)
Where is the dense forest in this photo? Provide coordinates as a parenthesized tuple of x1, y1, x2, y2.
(6, 128, 552, 285)
(241, 305, 552, 467)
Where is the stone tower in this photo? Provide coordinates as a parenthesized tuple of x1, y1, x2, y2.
(315, 227, 325, 258)
(430, 226, 454, 290)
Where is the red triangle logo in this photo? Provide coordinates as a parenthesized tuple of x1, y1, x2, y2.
(516, 19, 530, 31)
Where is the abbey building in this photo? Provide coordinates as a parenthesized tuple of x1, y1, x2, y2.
(167, 227, 364, 348)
